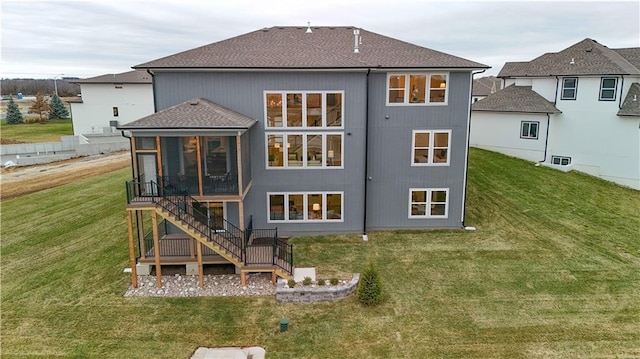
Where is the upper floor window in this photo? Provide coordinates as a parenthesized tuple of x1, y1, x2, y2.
(411, 130, 451, 166)
(520, 121, 539, 139)
(599, 77, 617, 101)
(409, 188, 449, 218)
(561, 77, 577, 100)
(113, 107, 119, 117)
(265, 91, 343, 128)
(266, 133, 343, 169)
(387, 73, 448, 105)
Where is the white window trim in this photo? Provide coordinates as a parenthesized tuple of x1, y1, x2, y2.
(265, 132, 344, 169)
(267, 192, 344, 223)
(551, 155, 571, 166)
(520, 121, 539, 140)
(408, 188, 449, 219)
(411, 129, 451, 166)
(386, 72, 449, 106)
(599, 77, 618, 101)
(264, 90, 344, 129)
(561, 77, 578, 100)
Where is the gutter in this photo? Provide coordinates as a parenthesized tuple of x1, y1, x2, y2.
(461, 68, 487, 228)
(362, 68, 371, 241)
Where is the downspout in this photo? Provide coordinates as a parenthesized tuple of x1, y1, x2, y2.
(461, 68, 487, 228)
(618, 75, 625, 109)
(147, 69, 157, 112)
(540, 113, 551, 163)
(553, 76, 560, 105)
(362, 68, 371, 241)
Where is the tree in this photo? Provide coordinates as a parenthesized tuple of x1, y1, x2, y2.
(5, 97, 24, 124)
(357, 261, 384, 306)
(48, 94, 69, 119)
(28, 92, 50, 121)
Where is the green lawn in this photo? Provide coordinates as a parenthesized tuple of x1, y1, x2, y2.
(0, 119, 73, 143)
(1, 148, 639, 358)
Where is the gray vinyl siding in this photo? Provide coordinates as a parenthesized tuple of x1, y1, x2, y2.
(240, 131, 251, 191)
(152, 70, 471, 235)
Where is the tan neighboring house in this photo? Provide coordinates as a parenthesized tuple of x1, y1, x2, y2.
(69, 70, 154, 136)
(472, 76, 502, 103)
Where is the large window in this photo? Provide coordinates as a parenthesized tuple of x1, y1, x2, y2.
(561, 77, 577, 100)
(266, 133, 343, 168)
(520, 121, 539, 139)
(268, 192, 343, 222)
(409, 188, 449, 218)
(387, 73, 448, 105)
(411, 130, 451, 166)
(599, 77, 618, 101)
(265, 91, 343, 128)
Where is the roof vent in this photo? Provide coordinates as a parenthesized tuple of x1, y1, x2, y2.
(569, 58, 575, 65)
(190, 100, 199, 106)
(633, 95, 637, 102)
(306, 22, 312, 34)
(353, 29, 360, 53)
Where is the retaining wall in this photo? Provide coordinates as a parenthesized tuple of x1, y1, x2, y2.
(276, 273, 359, 303)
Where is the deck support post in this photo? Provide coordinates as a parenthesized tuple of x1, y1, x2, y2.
(241, 271, 246, 286)
(271, 271, 276, 285)
(152, 211, 162, 288)
(196, 241, 204, 288)
(136, 210, 146, 260)
(126, 211, 138, 288)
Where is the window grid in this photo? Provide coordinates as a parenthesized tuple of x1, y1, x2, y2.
(267, 192, 344, 223)
(561, 77, 578, 100)
(411, 130, 451, 166)
(265, 132, 343, 169)
(520, 121, 539, 139)
(387, 72, 448, 106)
(551, 155, 571, 166)
(409, 188, 449, 219)
(264, 91, 344, 129)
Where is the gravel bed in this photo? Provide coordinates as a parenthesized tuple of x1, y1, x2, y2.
(124, 273, 276, 298)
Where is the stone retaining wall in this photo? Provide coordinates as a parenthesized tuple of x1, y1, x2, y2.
(276, 273, 359, 303)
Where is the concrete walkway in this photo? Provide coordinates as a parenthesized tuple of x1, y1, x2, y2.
(191, 347, 265, 359)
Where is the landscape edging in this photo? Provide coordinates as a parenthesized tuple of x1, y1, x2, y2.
(276, 273, 360, 303)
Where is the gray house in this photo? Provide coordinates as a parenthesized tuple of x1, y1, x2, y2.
(119, 26, 488, 287)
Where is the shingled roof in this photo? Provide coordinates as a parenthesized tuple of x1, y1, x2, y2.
(119, 98, 257, 130)
(471, 85, 561, 114)
(473, 76, 502, 97)
(135, 26, 488, 70)
(74, 70, 152, 84)
(498, 39, 640, 77)
(617, 83, 640, 117)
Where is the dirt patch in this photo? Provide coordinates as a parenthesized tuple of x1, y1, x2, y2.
(1, 138, 26, 145)
(0, 151, 130, 200)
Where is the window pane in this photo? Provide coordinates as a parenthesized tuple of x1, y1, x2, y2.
(434, 132, 449, 147)
(306, 93, 322, 127)
(564, 78, 576, 87)
(414, 149, 429, 163)
(267, 134, 283, 167)
(307, 135, 322, 167)
(434, 132, 449, 163)
(389, 89, 405, 103)
(308, 194, 323, 220)
(287, 135, 303, 167)
(269, 194, 284, 220)
(521, 123, 530, 137)
(326, 193, 342, 220)
(326, 134, 342, 167)
(530, 123, 538, 138)
(286, 93, 302, 127)
(412, 190, 426, 202)
(209, 202, 224, 229)
(389, 75, 405, 89)
(409, 75, 426, 103)
(266, 93, 283, 127)
(288, 194, 304, 220)
(182, 137, 198, 176)
(135, 137, 156, 150)
(431, 190, 447, 202)
(415, 132, 429, 147)
(562, 89, 575, 99)
(202, 136, 227, 176)
(429, 75, 447, 103)
(601, 89, 615, 99)
(326, 93, 342, 127)
(430, 204, 446, 216)
(602, 78, 616, 88)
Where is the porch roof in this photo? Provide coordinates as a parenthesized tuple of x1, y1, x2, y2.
(118, 98, 257, 130)
(471, 85, 561, 114)
(617, 83, 640, 117)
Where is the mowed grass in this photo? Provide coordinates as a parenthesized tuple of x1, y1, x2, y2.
(1, 148, 639, 358)
(0, 119, 73, 143)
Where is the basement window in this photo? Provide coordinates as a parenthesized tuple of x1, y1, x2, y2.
(551, 155, 571, 166)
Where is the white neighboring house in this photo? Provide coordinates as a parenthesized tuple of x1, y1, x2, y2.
(69, 70, 154, 136)
(470, 38, 640, 190)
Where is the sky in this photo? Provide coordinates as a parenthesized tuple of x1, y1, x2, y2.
(1, 0, 639, 79)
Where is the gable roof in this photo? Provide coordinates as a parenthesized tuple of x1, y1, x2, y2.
(471, 85, 561, 114)
(498, 39, 640, 77)
(118, 98, 257, 130)
(473, 76, 502, 97)
(74, 70, 152, 84)
(617, 83, 640, 117)
(135, 26, 488, 70)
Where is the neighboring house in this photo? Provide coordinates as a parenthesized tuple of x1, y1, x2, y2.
(119, 26, 487, 286)
(69, 70, 154, 135)
(470, 38, 640, 190)
(472, 76, 502, 103)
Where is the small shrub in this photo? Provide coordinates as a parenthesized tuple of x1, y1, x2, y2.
(357, 261, 383, 306)
(317, 279, 326, 286)
(287, 279, 296, 288)
(302, 276, 312, 286)
(330, 278, 339, 286)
